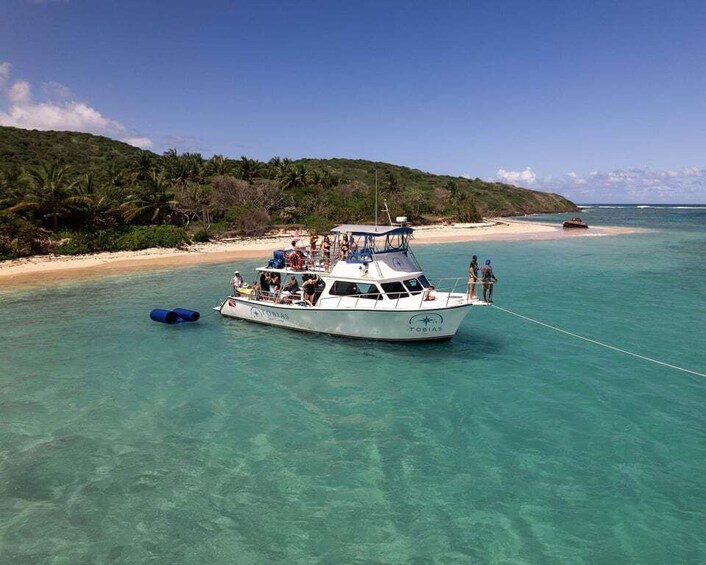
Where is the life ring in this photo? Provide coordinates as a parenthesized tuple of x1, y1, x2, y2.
(289, 252, 303, 270)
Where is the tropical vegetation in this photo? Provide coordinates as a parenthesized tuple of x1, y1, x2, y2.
(0, 126, 578, 260)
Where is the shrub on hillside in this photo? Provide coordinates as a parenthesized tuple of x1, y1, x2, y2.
(302, 215, 335, 234)
(0, 212, 50, 260)
(192, 229, 210, 243)
(225, 206, 271, 236)
(52, 226, 186, 255)
(54, 231, 111, 255)
(115, 225, 187, 250)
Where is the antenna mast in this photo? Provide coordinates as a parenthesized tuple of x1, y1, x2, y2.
(374, 169, 378, 228)
(383, 199, 393, 225)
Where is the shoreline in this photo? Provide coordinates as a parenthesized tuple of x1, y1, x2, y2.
(0, 219, 639, 289)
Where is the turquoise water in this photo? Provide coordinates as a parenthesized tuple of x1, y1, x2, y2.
(1, 207, 705, 563)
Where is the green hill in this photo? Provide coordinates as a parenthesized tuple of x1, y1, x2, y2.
(0, 126, 152, 183)
(296, 157, 576, 217)
(0, 126, 577, 259)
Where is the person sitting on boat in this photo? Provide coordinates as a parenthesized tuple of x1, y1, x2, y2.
(270, 272, 281, 292)
(231, 271, 245, 293)
(259, 272, 272, 295)
(283, 275, 299, 293)
(275, 292, 293, 304)
(424, 285, 436, 301)
(251, 281, 262, 300)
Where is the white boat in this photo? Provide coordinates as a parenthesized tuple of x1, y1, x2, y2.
(215, 224, 484, 341)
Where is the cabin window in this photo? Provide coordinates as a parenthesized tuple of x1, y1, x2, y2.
(355, 282, 382, 300)
(403, 278, 424, 295)
(381, 281, 409, 300)
(329, 281, 382, 299)
(418, 275, 431, 288)
(330, 281, 359, 296)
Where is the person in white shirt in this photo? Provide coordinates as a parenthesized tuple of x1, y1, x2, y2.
(231, 271, 245, 293)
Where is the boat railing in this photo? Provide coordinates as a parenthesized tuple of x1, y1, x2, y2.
(419, 277, 469, 308)
(404, 245, 423, 271)
(282, 246, 339, 274)
(240, 277, 470, 309)
(315, 278, 469, 310)
(316, 292, 385, 309)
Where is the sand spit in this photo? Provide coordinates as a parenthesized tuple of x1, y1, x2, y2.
(0, 219, 639, 289)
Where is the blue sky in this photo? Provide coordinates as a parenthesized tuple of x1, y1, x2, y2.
(1, 0, 705, 203)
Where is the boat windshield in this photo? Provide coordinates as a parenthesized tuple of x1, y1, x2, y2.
(381, 281, 409, 300)
(334, 226, 413, 255)
(402, 278, 425, 295)
(382, 232, 409, 252)
(329, 281, 382, 300)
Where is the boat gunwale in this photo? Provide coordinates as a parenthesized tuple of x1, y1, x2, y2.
(223, 294, 472, 313)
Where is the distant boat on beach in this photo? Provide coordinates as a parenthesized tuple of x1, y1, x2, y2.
(563, 217, 589, 228)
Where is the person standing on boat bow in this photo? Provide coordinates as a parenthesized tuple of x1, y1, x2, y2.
(480, 259, 497, 303)
(468, 255, 479, 300)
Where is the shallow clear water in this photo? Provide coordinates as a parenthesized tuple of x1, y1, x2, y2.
(1, 207, 705, 563)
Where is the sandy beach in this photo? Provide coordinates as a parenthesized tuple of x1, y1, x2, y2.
(0, 219, 637, 289)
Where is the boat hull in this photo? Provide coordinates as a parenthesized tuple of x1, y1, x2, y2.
(217, 296, 472, 341)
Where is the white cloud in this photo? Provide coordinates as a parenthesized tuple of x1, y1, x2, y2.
(496, 167, 537, 186)
(41, 81, 72, 100)
(489, 164, 706, 203)
(0, 63, 10, 89)
(7, 80, 31, 105)
(0, 62, 152, 149)
(162, 134, 206, 153)
(487, 161, 706, 203)
(535, 167, 706, 204)
(123, 136, 154, 149)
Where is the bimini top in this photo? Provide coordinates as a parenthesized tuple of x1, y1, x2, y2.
(331, 224, 413, 237)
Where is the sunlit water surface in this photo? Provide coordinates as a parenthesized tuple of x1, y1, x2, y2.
(1, 206, 705, 563)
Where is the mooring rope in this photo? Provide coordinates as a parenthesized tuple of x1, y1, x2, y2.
(491, 305, 706, 379)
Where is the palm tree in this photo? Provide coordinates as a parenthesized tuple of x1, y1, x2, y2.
(207, 155, 229, 176)
(70, 173, 122, 229)
(130, 152, 156, 182)
(165, 152, 205, 186)
(121, 171, 177, 224)
(9, 162, 76, 230)
(0, 168, 24, 209)
(237, 157, 261, 182)
(276, 162, 308, 190)
(292, 164, 309, 188)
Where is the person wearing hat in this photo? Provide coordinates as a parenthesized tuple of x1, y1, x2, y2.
(231, 270, 245, 293)
(480, 259, 498, 303)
